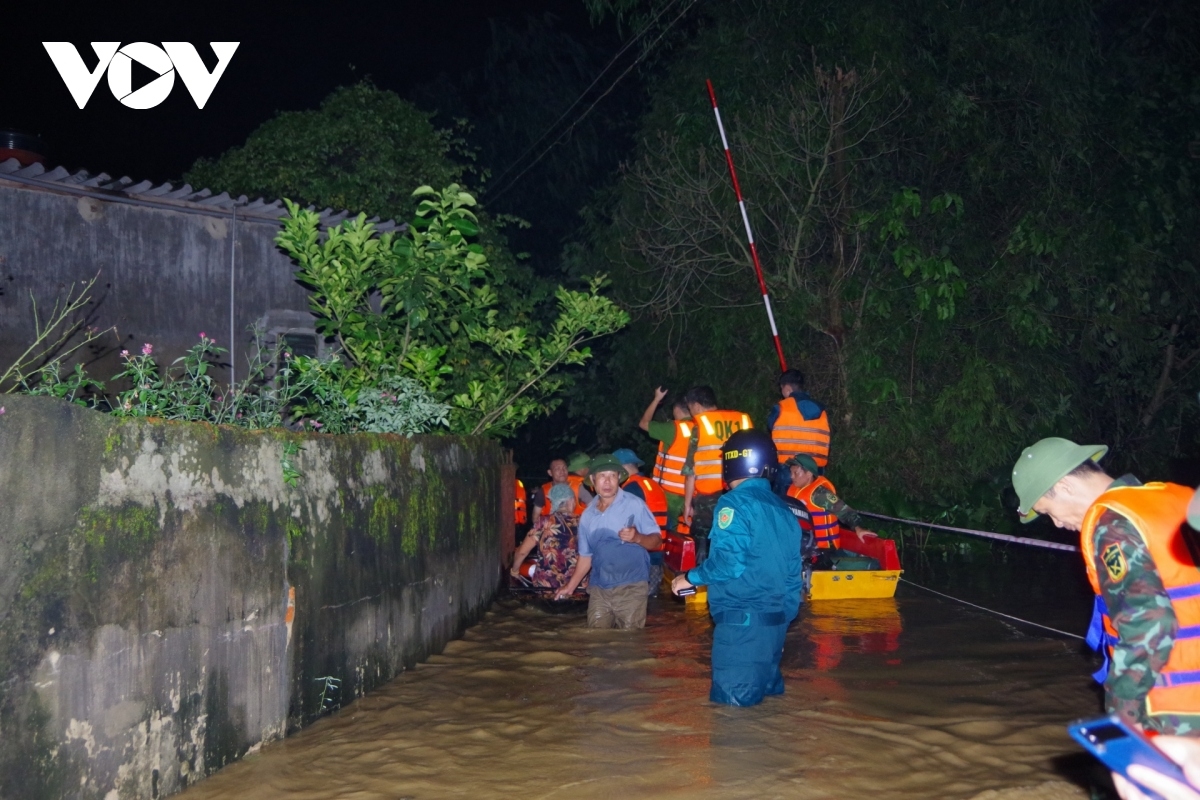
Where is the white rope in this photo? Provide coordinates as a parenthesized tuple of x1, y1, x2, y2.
(899, 577, 1085, 640)
(858, 510, 1078, 552)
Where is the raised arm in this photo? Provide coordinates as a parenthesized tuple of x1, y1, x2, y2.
(638, 386, 669, 432)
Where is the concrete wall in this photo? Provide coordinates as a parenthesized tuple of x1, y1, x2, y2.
(0, 178, 313, 384)
(0, 396, 504, 800)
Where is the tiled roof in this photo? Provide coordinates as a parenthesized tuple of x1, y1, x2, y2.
(0, 157, 402, 232)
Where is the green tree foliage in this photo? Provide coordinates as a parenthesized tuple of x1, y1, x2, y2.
(184, 82, 466, 219)
(574, 0, 1199, 524)
(276, 186, 629, 437)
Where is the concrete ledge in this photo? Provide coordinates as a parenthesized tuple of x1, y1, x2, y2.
(0, 396, 503, 799)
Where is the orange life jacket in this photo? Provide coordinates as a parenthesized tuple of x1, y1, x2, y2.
(1080, 482, 1200, 719)
(691, 410, 752, 495)
(623, 474, 668, 533)
(514, 479, 528, 526)
(772, 396, 830, 468)
(540, 474, 588, 516)
(788, 476, 842, 549)
(653, 420, 693, 496)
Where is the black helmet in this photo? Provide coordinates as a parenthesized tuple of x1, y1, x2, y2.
(721, 429, 778, 484)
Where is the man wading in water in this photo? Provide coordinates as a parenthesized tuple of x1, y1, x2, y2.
(672, 430, 803, 706)
(555, 454, 661, 628)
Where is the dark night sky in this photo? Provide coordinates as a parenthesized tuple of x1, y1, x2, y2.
(1, 0, 595, 184)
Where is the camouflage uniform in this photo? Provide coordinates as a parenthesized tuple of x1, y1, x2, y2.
(1091, 475, 1200, 734)
(805, 484, 864, 531)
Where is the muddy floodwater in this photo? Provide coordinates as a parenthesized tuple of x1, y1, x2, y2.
(180, 550, 1114, 800)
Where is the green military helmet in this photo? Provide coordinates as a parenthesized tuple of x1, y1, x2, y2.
(566, 451, 591, 473)
(586, 453, 628, 485)
(1011, 437, 1108, 523)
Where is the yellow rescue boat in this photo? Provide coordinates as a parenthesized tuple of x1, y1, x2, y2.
(808, 528, 902, 601)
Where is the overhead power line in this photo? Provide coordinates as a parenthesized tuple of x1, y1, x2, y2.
(486, 0, 696, 203)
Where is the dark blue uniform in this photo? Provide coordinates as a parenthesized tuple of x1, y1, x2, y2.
(686, 477, 803, 705)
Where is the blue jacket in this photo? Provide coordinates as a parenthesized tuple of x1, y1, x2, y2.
(687, 478, 803, 621)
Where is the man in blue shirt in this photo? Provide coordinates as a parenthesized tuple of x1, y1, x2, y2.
(556, 454, 662, 628)
(671, 430, 803, 706)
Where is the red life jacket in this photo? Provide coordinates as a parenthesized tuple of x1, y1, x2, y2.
(514, 479, 528, 525)
(788, 476, 842, 549)
(623, 474, 668, 533)
(1080, 482, 1200, 719)
(540, 475, 587, 516)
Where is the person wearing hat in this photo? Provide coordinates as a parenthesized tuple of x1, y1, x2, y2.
(555, 454, 662, 629)
(670, 429, 803, 706)
(567, 451, 595, 506)
(535, 456, 591, 517)
(614, 447, 669, 596)
(785, 454, 876, 550)
(511, 484, 586, 594)
(1011, 437, 1200, 734)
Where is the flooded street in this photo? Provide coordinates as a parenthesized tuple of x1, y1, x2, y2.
(181, 553, 1111, 800)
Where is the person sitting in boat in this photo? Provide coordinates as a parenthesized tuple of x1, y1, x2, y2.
(511, 484, 586, 593)
(785, 454, 877, 550)
(533, 457, 590, 517)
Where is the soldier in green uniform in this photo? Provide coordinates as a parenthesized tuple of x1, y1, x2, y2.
(785, 454, 876, 549)
(1011, 438, 1200, 735)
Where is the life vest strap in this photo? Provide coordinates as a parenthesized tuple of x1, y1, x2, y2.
(1155, 670, 1200, 688)
(1167, 584, 1200, 602)
(1087, 594, 1118, 684)
(1175, 624, 1200, 640)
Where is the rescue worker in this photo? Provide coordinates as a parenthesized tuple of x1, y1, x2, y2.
(556, 455, 662, 629)
(615, 447, 668, 596)
(1011, 437, 1200, 734)
(767, 369, 830, 495)
(785, 454, 876, 550)
(536, 458, 573, 517)
(670, 430, 803, 706)
(638, 387, 692, 532)
(567, 451, 595, 507)
(514, 478, 528, 528)
(681, 386, 752, 563)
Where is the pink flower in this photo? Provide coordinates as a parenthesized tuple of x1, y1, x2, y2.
(310, 421, 322, 429)
(0, 406, 5, 415)
(199, 332, 206, 339)
(141, 343, 153, 356)
(120, 349, 130, 358)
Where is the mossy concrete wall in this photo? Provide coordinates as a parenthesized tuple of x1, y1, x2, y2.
(0, 396, 504, 800)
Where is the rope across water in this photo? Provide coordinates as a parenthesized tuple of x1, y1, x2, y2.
(857, 510, 1079, 552)
(853, 511, 1085, 639)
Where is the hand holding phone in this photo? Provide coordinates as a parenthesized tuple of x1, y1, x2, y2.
(1069, 716, 1196, 800)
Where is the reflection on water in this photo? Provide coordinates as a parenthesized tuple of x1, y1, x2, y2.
(181, 568, 1110, 800)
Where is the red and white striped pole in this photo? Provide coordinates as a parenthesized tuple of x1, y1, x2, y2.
(705, 79, 787, 372)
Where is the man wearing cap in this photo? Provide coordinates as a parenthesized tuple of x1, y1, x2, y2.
(567, 451, 595, 507)
(785, 454, 876, 550)
(555, 454, 662, 629)
(1012, 437, 1200, 734)
(615, 447, 669, 596)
